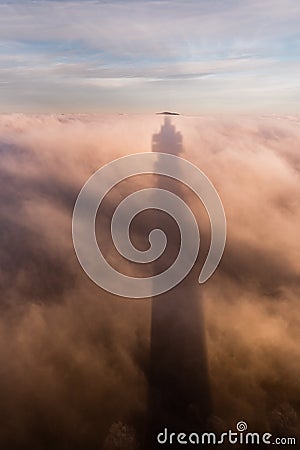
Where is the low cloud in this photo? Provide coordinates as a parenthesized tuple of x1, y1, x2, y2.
(0, 113, 300, 447)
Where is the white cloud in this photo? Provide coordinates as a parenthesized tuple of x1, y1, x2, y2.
(0, 0, 300, 112)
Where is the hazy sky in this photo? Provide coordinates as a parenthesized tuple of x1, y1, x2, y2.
(0, 0, 300, 114)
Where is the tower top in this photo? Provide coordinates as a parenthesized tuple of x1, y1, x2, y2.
(152, 116, 183, 155)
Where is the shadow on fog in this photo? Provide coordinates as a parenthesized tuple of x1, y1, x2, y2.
(147, 116, 212, 448)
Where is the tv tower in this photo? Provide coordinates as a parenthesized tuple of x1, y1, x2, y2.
(148, 115, 212, 448)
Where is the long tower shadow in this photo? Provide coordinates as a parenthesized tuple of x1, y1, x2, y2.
(148, 116, 212, 448)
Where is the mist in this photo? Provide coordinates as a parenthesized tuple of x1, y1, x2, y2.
(0, 113, 299, 448)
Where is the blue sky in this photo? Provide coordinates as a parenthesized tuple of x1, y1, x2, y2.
(0, 0, 300, 113)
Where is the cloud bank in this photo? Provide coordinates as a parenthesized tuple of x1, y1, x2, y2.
(0, 113, 300, 448)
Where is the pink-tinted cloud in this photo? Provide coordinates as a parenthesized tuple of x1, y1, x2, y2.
(0, 113, 299, 447)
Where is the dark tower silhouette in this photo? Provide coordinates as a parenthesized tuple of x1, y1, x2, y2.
(152, 116, 183, 155)
(148, 116, 212, 448)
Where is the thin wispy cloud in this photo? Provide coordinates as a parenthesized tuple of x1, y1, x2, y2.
(0, 0, 300, 112)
